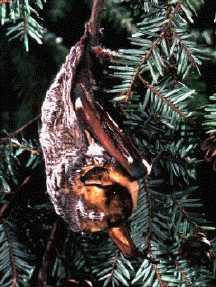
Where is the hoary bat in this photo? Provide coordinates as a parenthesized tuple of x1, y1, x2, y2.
(40, 0, 151, 257)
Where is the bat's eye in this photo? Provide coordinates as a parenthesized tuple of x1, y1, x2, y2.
(80, 166, 107, 182)
(80, 166, 112, 186)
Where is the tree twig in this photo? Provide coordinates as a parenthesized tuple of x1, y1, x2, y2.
(88, 0, 105, 40)
(138, 74, 189, 120)
(0, 113, 41, 144)
(38, 221, 61, 287)
(0, 175, 31, 221)
(3, 222, 17, 287)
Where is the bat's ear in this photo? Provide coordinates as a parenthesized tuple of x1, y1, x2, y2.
(80, 166, 113, 186)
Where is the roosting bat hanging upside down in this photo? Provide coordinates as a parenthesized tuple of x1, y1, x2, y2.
(39, 0, 151, 258)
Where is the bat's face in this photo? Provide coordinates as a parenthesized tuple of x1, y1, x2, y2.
(69, 164, 139, 233)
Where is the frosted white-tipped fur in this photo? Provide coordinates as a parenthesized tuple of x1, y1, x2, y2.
(75, 97, 83, 109)
(87, 142, 104, 157)
(127, 155, 134, 164)
(142, 159, 152, 175)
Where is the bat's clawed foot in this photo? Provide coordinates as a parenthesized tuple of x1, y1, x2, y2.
(141, 250, 160, 264)
(124, 247, 159, 264)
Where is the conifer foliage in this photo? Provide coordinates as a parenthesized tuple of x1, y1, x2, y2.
(0, 0, 46, 51)
(0, 0, 216, 286)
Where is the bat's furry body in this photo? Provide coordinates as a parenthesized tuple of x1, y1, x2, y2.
(40, 13, 151, 256)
